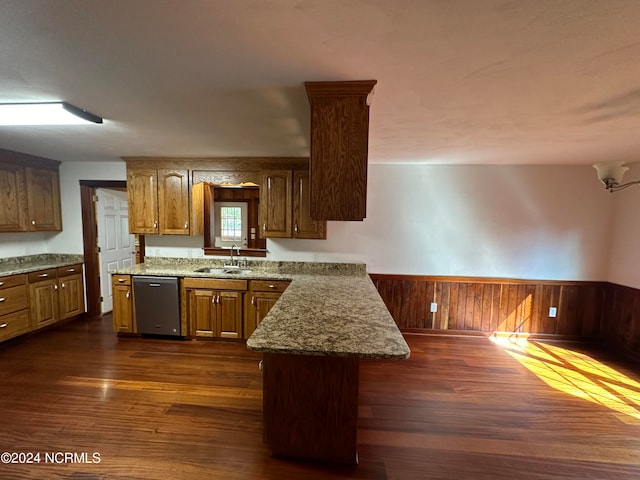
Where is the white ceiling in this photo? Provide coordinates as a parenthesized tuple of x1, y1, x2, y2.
(1, 0, 640, 165)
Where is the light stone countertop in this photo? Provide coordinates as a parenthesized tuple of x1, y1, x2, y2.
(112, 258, 410, 360)
(0, 254, 85, 277)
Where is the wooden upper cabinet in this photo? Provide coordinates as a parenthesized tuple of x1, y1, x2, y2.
(127, 168, 159, 234)
(293, 170, 326, 239)
(158, 169, 190, 235)
(305, 80, 377, 221)
(126, 165, 203, 236)
(260, 170, 292, 238)
(0, 162, 28, 232)
(25, 167, 62, 231)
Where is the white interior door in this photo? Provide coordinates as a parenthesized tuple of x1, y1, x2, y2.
(97, 188, 136, 314)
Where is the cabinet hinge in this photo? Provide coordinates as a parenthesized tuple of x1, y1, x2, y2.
(92, 194, 99, 202)
(99, 296, 103, 302)
(96, 246, 101, 253)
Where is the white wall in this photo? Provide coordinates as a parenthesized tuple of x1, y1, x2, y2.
(148, 164, 613, 281)
(0, 232, 51, 258)
(606, 167, 640, 288)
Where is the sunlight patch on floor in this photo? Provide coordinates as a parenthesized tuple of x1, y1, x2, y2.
(491, 337, 640, 419)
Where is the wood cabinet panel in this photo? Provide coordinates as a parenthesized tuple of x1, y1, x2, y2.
(29, 279, 59, 329)
(371, 274, 605, 338)
(0, 162, 28, 232)
(292, 170, 326, 239)
(0, 309, 30, 342)
(127, 168, 158, 234)
(158, 169, 190, 235)
(0, 274, 27, 290)
(245, 292, 280, 339)
(187, 288, 242, 339)
(25, 167, 62, 231)
(57, 264, 83, 277)
(218, 291, 243, 339)
(112, 282, 135, 333)
(260, 170, 292, 238)
(0, 285, 28, 316)
(58, 274, 85, 320)
(305, 80, 376, 221)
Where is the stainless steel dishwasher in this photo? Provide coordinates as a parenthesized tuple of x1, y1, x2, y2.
(132, 276, 181, 337)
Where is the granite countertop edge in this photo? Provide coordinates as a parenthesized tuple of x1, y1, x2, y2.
(0, 254, 85, 277)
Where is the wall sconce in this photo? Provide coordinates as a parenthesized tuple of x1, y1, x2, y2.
(593, 161, 640, 192)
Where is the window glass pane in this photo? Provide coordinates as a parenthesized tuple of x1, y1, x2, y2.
(220, 206, 242, 241)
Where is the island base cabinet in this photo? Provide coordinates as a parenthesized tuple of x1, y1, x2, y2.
(262, 352, 359, 464)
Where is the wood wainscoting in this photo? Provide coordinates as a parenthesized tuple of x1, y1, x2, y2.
(370, 274, 605, 338)
(601, 282, 640, 361)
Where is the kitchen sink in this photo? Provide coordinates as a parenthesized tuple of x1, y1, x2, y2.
(194, 267, 252, 275)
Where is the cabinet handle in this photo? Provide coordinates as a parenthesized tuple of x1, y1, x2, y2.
(217, 295, 221, 304)
(31, 220, 36, 225)
(54, 284, 58, 290)
(126, 291, 130, 299)
(211, 295, 216, 304)
(118, 279, 126, 283)
(184, 222, 188, 229)
(38, 273, 48, 278)
(251, 296, 255, 306)
(294, 224, 298, 234)
(153, 221, 158, 229)
(0, 281, 4, 287)
(0, 323, 7, 329)
(61, 283, 65, 289)
(268, 284, 276, 289)
(67, 268, 75, 273)
(263, 223, 266, 232)
(258, 360, 263, 371)
(0, 297, 5, 303)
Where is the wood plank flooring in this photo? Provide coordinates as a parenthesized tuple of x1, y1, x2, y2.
(1, 316, 639, 479)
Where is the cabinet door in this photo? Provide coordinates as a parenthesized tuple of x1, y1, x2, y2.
(158, 169, 190, 235)
(26, 167, 62, 231)
(188, 289, 216, 337)
(293, 170, 326, 239)
(112, 284, 135, 333)
(217, 290, 243, 339)
(29, 280, 59, 329)
(58, 274, 85, 320)
(260, 170, 292, 238)
(127, 169, 158, 234)
(244, 292, 281, 339)
(0, 162, 28, 232)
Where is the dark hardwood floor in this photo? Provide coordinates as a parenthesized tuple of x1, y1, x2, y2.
(1, 315, 640, 479)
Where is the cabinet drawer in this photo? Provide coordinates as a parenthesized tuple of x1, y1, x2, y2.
(0, 309, 30, 342)
(112, 274, 131, 286)
(27, 269, 57, 283)
(57, 264, 83, 277)
(0, 274, 27, 290)
(0, 285, 29, 316)
(182, 277, 247, 291)
(250, 280, 291, 293)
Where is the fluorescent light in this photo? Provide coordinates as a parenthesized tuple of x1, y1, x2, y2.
(0, 102, 103, 125)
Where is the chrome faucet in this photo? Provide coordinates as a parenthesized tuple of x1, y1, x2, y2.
(229, 244, 241, 267)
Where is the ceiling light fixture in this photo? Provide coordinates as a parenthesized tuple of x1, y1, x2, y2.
(593, 161, 640, 192)
(0, 102, 103, 125)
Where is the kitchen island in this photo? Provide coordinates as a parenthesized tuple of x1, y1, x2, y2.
(112, 257, 410, 464)
(245, 273, 410, 464)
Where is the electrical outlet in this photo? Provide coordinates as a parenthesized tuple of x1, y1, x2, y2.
(549, 306, 557, 318)
(430, 302, 438, 313)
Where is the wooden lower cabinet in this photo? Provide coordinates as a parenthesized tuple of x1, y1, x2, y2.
(0, 274, 29, 342)
(188, 289, 243, 339)
(28, 264, 86, 331)
(112, 277, 135, 334)
(244, 280, 291, 339)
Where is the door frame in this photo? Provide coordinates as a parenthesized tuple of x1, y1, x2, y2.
(80, 180, 127, 317)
